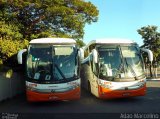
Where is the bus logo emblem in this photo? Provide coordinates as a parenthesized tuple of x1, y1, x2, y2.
(51, 90, 55, 93)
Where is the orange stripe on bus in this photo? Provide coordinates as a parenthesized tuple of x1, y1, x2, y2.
(26, 87, 80, 102)
(98, 85, 146, 99)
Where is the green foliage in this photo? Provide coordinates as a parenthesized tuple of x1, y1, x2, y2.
(0, 21, 28, 64)
(137, 25, 160, 63)
(0, 21, 23, 40)
(0, 0, 99, 40)
(0, 0, 98, 67)
(0, 38, 29, 63)
(76, 39, 85, 48)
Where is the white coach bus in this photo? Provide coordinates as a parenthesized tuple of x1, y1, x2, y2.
(81, 39, 153, 99)
(17, 38, 81, 101)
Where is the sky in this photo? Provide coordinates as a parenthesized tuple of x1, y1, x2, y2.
(84, 0, 160, 46)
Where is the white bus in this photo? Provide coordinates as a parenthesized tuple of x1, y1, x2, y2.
(81, 39, 153, 99)
(17, 38, 81, 101)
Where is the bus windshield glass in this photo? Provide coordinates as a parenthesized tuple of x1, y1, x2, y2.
(98, 45, 144, 81)
(26, 44, 77, 83)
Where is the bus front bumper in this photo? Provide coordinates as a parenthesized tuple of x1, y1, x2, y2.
(26, 87, 80, 102)
(98, 85, 146, 99)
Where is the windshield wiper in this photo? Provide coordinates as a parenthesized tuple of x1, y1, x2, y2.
(113, 62, 124, 78)
(54, 64, 67, 80)
(124, 58, 139, 80)
(112, 46, 125, 79)
(34, 58, 40, 73)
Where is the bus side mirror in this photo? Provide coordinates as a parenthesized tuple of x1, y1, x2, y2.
(17, 49, 27, 64)
(79, 48, 84, 62)
(140, 48, 153, 62)
(92, 49, 98, 63)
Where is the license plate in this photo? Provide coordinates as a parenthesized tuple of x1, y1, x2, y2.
(122, 92, 130, 96)
(49, 96, 59, 100)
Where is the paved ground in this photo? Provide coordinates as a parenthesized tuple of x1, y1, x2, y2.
(0, 80, 160, 119)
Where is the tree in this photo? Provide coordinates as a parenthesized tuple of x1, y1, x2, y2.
(0, 21, 28, 65)
(0, 21, 23, 40)
(0, 0, 99, 40)
(76, 39, 85, 47)
(137, 25, 160, 77)
(0, 0, 99, 66)
(137, 25, 160, 63)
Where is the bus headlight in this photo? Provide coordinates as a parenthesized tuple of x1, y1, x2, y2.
(138, 79, 145, 87)
(27, 83, 37, 91)
(98, 80, 112, 89)
(72, 84, 80, 90)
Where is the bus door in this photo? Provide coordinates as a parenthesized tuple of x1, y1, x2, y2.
(90, 49, 99, 97)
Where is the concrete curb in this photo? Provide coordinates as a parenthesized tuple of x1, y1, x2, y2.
(147, 78, 160, 81)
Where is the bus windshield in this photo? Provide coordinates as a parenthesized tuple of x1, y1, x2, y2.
(98, 45, 144, 81)
(26, 44, 77, 83)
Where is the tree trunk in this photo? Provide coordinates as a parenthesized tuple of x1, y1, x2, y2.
(150, 62, 153, 77)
